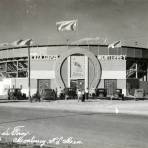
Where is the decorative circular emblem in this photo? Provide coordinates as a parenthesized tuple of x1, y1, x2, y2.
(55, 47, 102, 90)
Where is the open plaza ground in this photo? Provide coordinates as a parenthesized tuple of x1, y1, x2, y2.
(0, 99, 148, 148)
(1, 99, 148, 116)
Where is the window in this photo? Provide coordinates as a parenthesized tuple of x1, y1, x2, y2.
(0, 63, 6, 72)
(0, 58, 28, 78)
(7, 61, 17, 72)
(18, 70, 28, 78)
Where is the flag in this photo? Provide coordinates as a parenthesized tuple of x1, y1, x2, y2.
(108, 41, 122, 48)
(19, 39, 32, 46)
(0, 42, 9, 46)
(11, 39, 24, 46)
(12, 39, 32, 46)
(56, 20, 77, 31)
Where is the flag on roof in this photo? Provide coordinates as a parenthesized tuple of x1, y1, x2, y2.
(12, 39, 33, 46)
(19, 39, 32, 46)
(0, 42, 9, 46)
(56, 20, 77, 31)
(11, 39, 24, 46)
(108, 41, 122, 48)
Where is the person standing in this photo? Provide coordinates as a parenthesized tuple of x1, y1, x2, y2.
(55, 88, 58, 99)
(77, 89, 81, 102)
(81, 89, 85, 102)
(85, 88, 89, 100)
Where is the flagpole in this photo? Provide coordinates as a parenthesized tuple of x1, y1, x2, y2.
(67, 39, 69, 49)
(108, 47, 110, 55)
(28, 45, 31, 102)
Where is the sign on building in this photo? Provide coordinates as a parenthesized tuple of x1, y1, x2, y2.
(98, 55, 126, 60)
(31, 55, 58, 61)
(71, 56, 85, 79)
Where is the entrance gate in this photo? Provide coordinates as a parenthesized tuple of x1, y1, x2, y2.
(55, 47, 102, 90)
(70, 79, 85, 91)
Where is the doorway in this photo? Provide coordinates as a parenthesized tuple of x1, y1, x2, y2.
(104, 79, 117, 96)
(37, 79, 51, 95)
(70, 79, 85, 91)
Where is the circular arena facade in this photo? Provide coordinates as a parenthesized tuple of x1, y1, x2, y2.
(0, 44, 148, 98)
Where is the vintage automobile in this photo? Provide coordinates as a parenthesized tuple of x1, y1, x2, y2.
(63, 88, 77, 99)
(95, 88, 107, 98)
(134, 89, 144, 100)
(58, 91, 65, 100)
(31, 91, 41, 102)
(112, 89, 124, 100)
(41, 89, 56, 100)
(8, 88, 27, 100)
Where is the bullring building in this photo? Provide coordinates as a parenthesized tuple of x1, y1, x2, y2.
(0, 43, 148, 98)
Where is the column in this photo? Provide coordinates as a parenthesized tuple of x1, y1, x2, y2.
(135, 63, 138, 79)
(67, 56, 71, 87)
(147, 63, 148, 82)
(85, 56, 88, 91)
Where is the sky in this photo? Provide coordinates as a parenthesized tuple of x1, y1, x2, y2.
(0, 0, 148, 47)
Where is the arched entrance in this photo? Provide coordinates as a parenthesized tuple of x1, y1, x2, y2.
(55, 47, 102, 90)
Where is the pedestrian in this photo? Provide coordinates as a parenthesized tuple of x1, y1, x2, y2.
(55, 88, 58, 99)
(57, 87, 62, 99)
(77, 89, 81, 102)
(81, 90, 85, 102)
(85, 88, 89, 100)
(91, 88, 95, 99)
(36, 91, 41, 102)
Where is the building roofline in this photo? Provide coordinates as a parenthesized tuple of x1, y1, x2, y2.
(0, 44, 148, 51)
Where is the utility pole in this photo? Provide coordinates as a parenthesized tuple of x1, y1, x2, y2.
(25, 39, 32, 102)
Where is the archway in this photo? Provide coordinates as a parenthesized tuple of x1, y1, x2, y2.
(55, 47, 102, 90)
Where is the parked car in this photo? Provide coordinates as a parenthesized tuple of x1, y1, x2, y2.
(31, 91, 41, 102)
(95, 88, 107, 98)
(112, 89, 124, 100)
(63, 88, 77, 99)
(41, 89, 56, 100)
(134, 89, 144, 100)
(8, 88, 27, 100)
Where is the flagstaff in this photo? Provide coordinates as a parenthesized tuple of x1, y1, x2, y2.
(28, 45, 31, 102)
